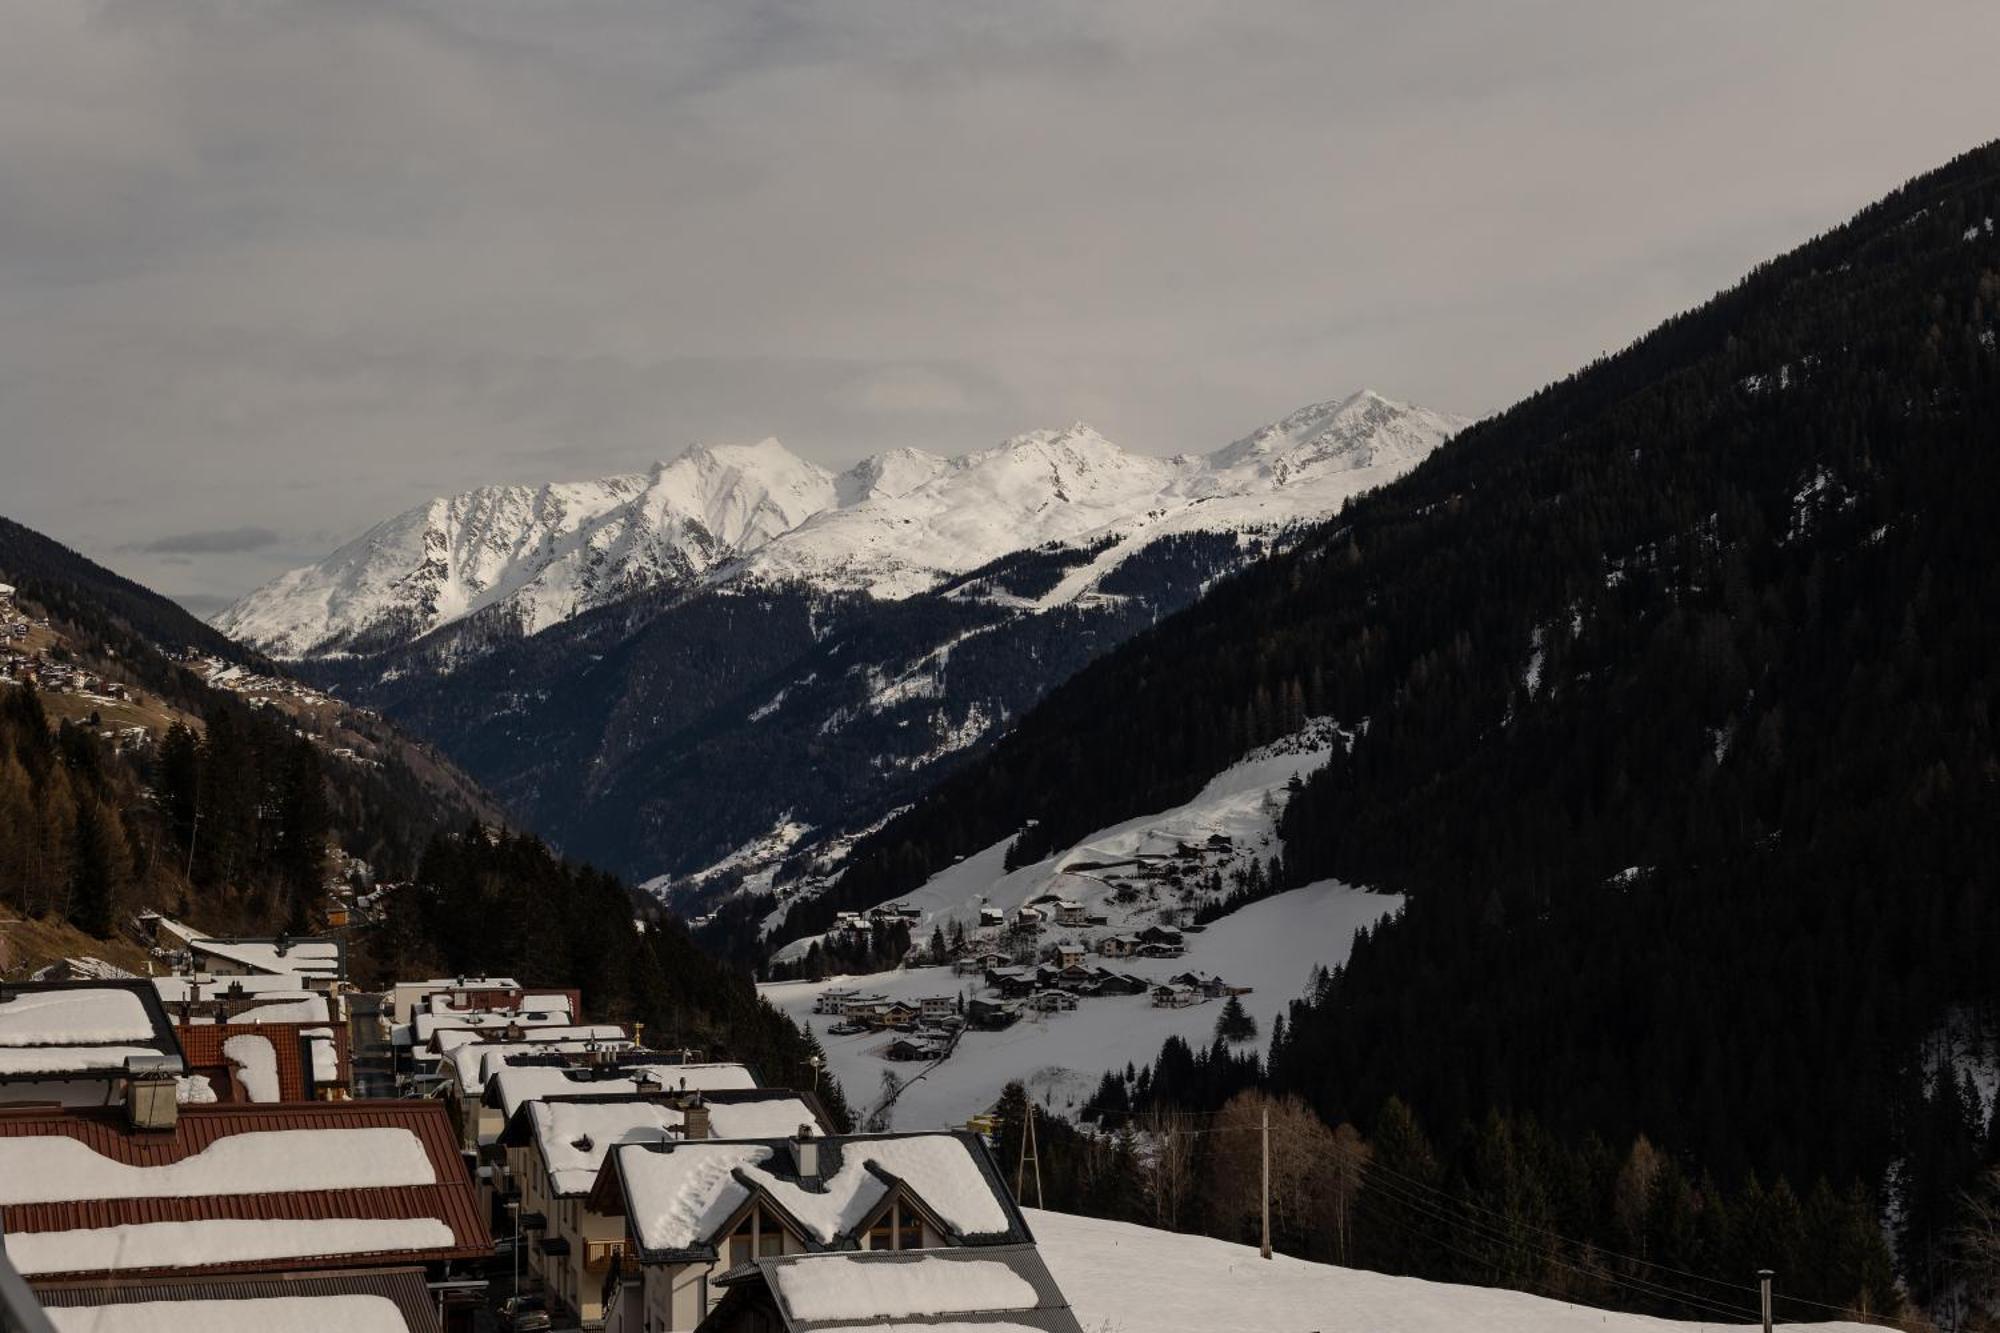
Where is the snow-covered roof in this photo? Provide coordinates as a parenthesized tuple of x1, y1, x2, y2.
(153, 921, 344, 980)
(519, 1093, 826, 1196)
(0, 987, 154, 1045)
(42, 1294, 415, 1333)
(488, 1061, 757, 1119)
(736, 1244, 1083, 1332)
(442, 1034, 630, 1092)
(0, 982, 183, 1081)
(0, 1128, 435, 1205)
(152, 974, 313, 1002)
(411, 1007, 574, 1043)
(7, 1217, 454, 1279)
(607, 1131, 1027, 1260)
(219, 1035, 279, 1102)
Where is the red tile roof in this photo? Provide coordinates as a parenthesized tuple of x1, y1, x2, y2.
(174, 1022, 350, 1103)
(0, 1100, 489, 1279)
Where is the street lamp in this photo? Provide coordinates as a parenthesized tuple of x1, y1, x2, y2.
(506, 1199, 522, 1300)
(807, 1054, 823, 1092)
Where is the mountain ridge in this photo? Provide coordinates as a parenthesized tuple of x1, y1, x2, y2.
(217, 390, 1468, 660)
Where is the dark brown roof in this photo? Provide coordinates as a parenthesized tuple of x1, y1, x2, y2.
(0, 1101, 489, 1279)
(33, 1265, 443, 1331)
(174, 1022, 349, 1104)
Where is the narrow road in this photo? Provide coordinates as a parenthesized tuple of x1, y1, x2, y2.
(346, 990, 397, 1098)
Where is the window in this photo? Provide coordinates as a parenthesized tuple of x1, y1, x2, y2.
(757, 1230, 784, 1257)
(898, 1205, 926, 1247)
(727, 1214, 755, 1268)
(585, 1239, 627, 1271)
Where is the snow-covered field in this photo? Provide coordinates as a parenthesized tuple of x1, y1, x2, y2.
(763, 880, 1397, 1130)
(1028, 1209, 1878, 1333)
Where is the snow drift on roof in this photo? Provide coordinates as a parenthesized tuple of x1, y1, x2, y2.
(220, 1034, 279, 1102)
(774, 1253, 1038, 1322)
(0, 989, 154, 1045)
(621, 1143, 771, 1252)
(44, 1295, 411, 1333)
(750, 1135, 1012, 1243)
(5, 1216, 454, 1276)
(0, 1045, 166, 1075)
(0, 1128, 436, 1205)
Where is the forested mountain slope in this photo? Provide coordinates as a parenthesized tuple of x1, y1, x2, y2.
(0, 516, 499, 945)
(815, 141, 2000, 1296)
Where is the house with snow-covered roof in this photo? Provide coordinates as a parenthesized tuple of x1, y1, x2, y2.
(148, 920, 346, 991)
(0, 1100, 489, 1287)
(590, 1129, 1032, 1333)
(701, 1243, 1084, 1333)
(478, 1060, 759, 1151)
(0, 980, 185, 1110)
(491, 1089, 829, 1326)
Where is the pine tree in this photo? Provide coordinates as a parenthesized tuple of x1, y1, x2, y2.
(1214, 993, 1257, 1044)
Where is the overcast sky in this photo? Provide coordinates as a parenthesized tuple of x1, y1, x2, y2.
(3, 1, 1997, 613)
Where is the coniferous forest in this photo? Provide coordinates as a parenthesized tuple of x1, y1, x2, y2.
(811, 141, 2000, 1306)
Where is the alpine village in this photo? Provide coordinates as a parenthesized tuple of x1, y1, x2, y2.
(5, 11, 2000, 1333)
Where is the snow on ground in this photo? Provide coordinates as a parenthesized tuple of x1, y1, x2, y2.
(1028, 1209, 1878, 1333)
(764, 881, 1396, 1130)
(45, 1295, 412, 1333)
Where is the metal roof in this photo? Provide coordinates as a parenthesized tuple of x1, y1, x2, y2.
(174, 1022, 348, 1104)
(31, 1265, 443, 1332)
(0, 1101, 489, 1279)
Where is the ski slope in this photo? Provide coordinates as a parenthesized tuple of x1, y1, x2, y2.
(1028, 1209, 1878, 1333)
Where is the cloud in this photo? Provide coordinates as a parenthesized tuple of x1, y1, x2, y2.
(2, 0, 1999, 605)
(132, 526, 282, 555)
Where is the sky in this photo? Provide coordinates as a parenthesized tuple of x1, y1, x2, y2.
(2, 1, 1997, 614)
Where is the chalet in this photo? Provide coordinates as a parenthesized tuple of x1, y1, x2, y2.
(1091, 970, 1150, 997)
(592, 1130, 1035, 1333)
(1097, 934, 1141, 959)
(1150, 984, 1201, 1009)
(1136, 941, 1185, 960)
(1012, 905, 1045, 930)
(149, 920, 347, 991)
(1053, 900, 1089, 928)
(701, 1244, 1084, 1333)
(977, 907, 1006, 929)
(1029, 990, 1078, 1013)
(884, 1038, 941, 1062)
(810, 988, 857, 1016)
(917, 995, 956, 1023)
(31, 1267, 447, 1333)
(478, 1060, 759, 1152)
(0, 980, 185, 1110)
(1042, 965, 1100, 995)
(869, 1001, 921, 1031)
(838, 994, 891, 1021)
(0, 1099, 489, 1317)
(965, 999, 1020, 1031)
(1169, 971, 1249, 999)
(1137, 925, 1185, 955)
(984, 968, 1036, 1000)
(956, 950, 1009, 975)
(1050, 940, 1087, 969)
(493, 1089, 826, 1327)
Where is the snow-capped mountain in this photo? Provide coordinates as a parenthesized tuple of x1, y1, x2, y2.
(215, 439, 836, 658)
(218, 391, 1467, 658)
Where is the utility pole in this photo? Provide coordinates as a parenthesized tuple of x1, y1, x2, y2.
(1758, 1269, 1773, 1333)
(1016, 1102, 1044, 1209)
(1260, 1104, 1272, 1260)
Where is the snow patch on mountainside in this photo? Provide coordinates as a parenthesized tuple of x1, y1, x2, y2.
(220, 391, 1465, 658)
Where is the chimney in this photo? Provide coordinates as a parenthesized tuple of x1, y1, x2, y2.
(682, 1096, 711, 1140)
(793, 1127, 820, 1187)
(125, 1055, 180, 1131)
